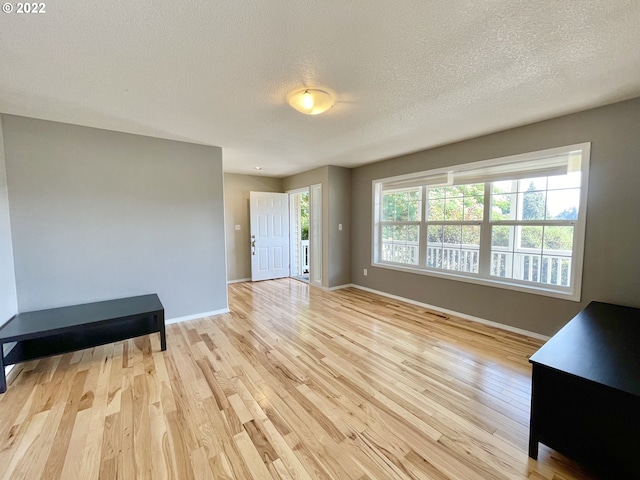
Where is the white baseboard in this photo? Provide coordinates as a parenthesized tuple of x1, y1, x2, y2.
(166, 308, 230, 325)
(227, 278, 251, 284)
(349, 284, 550, 341)
(328, 283, 355, 291)
(309, 282, 350, 291)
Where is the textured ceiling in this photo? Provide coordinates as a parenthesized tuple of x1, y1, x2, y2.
(1, 1, 639, 176)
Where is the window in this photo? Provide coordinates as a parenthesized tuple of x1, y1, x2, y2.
(426, 183, 484, 273)
(380, 188, 421, 265)
(372, 144, 590, 300)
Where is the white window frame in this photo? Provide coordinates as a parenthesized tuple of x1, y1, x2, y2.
(378, 187, 422, 266)
(372, 143, 590, 301)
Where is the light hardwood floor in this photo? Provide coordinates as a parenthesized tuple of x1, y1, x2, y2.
(0, 279, 599, 479)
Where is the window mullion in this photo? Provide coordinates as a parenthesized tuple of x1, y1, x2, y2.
(378, 223, 383, 264)
(492, 220, 576, 227)
(478, 183, 492, 278)
(419, 186, 428, 268)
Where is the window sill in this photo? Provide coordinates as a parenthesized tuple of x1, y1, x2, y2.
(372, 262, 581, 302)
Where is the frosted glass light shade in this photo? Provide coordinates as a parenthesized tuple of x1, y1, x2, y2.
(288, 89, 334, 115)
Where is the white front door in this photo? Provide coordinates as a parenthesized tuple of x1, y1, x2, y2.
(250, 192, 290, 281)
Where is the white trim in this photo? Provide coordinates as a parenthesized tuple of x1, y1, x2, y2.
(570, 142, 590, 305)
(374, 143, 590, 187)
(372, 263, 577, 301)
(309, 183, 323, 287)
(227, 278, 251, 284)
(286, 186, 311, 195)
(289, 192, 296, 278)
(307, 282, 353, 291)
(165, 308, 230, 325)
(350, 284, 550, 341)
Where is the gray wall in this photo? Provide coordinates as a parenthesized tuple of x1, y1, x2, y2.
(224, 173, 283, 282)
(0, 117, 17, 326)
(2, 115, 227, 319)
(327, 166, 352, 287)
(351, 97, 640, 336)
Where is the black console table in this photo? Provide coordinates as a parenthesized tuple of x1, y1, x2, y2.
(528, 301, 640, 477)
(0, 294, 165, 393)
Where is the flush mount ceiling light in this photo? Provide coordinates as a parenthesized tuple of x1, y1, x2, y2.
(288, 89, 334, 115)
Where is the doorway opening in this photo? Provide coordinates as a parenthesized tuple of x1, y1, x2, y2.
(249, 187, 320, 286)
(290, 190, 310, 283)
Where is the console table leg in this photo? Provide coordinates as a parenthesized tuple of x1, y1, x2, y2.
(528, 435, 539, 459)
(159, 312, 166, 351)
(529, 366, 539, 459)
(0, 350, 7, 394)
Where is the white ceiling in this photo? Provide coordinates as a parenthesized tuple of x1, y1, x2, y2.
(1, 1, 639, 177)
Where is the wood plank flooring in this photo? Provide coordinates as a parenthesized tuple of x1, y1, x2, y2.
(0, 279, 600, 479)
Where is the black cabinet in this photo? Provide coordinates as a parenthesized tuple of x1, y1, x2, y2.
(529, 302, 640, 477)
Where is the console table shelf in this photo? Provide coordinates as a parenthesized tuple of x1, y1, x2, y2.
(0, 294, 165, 393)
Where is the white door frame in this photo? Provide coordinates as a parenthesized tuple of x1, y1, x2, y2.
(309, 183, 323, 287)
